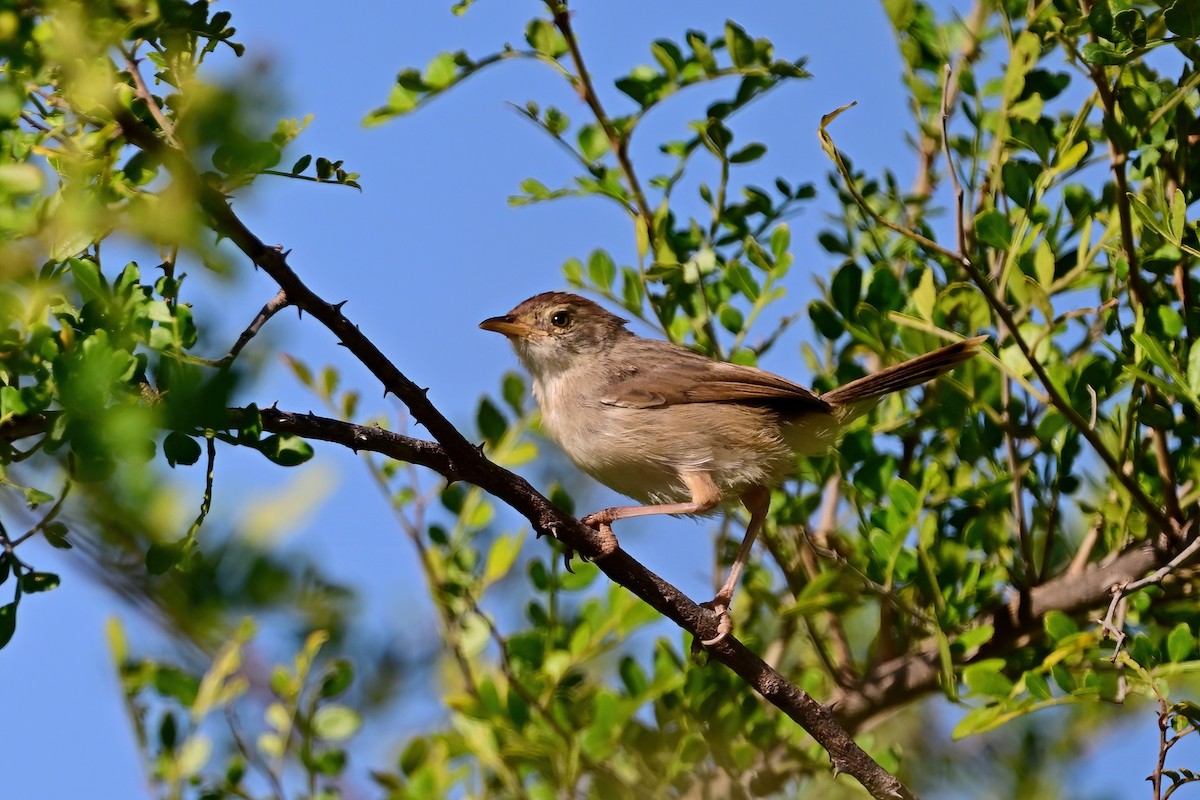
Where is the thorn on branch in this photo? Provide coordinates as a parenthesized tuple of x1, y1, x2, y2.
(331, 300, 347, 312)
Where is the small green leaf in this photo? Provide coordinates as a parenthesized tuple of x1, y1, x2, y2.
(68, 257, 107, 304)
(729, 143, 766, 163)
(563, 257, 585, 286)
(313, 704, 361, 741)
(163, 431, 202, 467)
(290, 154, 312, 175)
(20, 571, 60, 593)
(830, 262, 862, 319)
(146, 541, 186, 574)
(974, 209, 1012, 250)
(42, 522, 72, 550)
(588, 249, 616, 290)
(1025, 671, 1052, 701)
(501, 373, 525, 414)
(1081, 42, 1130, 65)
(1187, 342, 1200, 398)
(962, 658, 1013, 698)
(770, 223, 790, 261)
(320, 659, 355, 699)
(808, 301, 844, 340)
(484, 533, 523, 584)
(526, 18, 567, 59)
(718, 305, 744, 333)
(1034, 240, 1055, 288)
(912, 267, 937, 320)
(0, 603, 16, 649)
(724, 20, 755, 68)
(424, 52, 457, 89)
(578, 124, 609, 161)
(1167, 622, 1196, 662)
(476, 398, 507, 444)
(1043, 610, 1078, 642)
(256, 434, 314, 467)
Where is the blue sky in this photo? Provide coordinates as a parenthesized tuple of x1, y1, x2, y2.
(0, 1, 1168, 797)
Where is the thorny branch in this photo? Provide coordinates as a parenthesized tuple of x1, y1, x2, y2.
(104, 102, 916, 800)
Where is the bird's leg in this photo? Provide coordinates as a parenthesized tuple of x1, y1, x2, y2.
(580, 472, 722, 564)
(698, 484, 770, 647)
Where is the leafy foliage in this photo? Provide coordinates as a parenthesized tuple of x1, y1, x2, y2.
(3, 0, 1200, 798)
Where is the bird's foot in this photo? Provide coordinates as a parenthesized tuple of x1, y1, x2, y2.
(561, 515, 619, 573)
(696, 597, 733, 648)
(580, 513, 620, 557)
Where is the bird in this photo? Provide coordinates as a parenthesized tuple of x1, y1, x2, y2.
(480, 291, 983, 645)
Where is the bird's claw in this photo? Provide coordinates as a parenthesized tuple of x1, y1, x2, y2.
(559, 517, 619, 573)
(580, 514, 620, 559)
(696, 598, 733, 648)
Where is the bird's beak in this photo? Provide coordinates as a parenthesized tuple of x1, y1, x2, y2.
(479, 314, 536, 339)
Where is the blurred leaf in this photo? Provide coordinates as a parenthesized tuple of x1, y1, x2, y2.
(313, 704, 362, 741)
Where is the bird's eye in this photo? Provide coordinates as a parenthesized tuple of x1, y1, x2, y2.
(550, 310, 571, 328)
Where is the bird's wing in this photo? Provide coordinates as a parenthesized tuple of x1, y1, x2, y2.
(600, 346, 832, 413)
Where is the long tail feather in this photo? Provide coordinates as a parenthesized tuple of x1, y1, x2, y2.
(820, 335, 986, 407)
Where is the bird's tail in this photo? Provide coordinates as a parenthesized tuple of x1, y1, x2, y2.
(820, 335, 986, 407)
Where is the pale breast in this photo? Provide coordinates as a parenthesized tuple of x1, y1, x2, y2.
(533, 371, 799, 505)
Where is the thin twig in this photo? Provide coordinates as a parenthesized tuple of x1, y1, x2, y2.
(549, 4, 655, 245)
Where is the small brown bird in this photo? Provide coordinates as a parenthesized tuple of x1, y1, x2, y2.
(481, 291, 983, 644)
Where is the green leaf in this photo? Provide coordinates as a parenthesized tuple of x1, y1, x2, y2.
(483, 533, 523, 584)
(729, 143, 766, 163)
(68, 257, 107, 304)
(424, 52, 457, 89)
(1043, 610, 1078, 642)
(912, 267, 936, 320)
(1166, 0, 1200, 37)
(476, 398, 506, 444)
(830, 262, 862, 319)
(20, 571, 60, 593)
(563, 257, 584, 286)
(146, 541, 186, 574)
(320, 660, 355, 699)
(1167, 623, 1196, 662)
(588, 249, 616, 290)
(1025, 671, 1052, 701)
(578, 124, 609, 161)
(0, 603, 15, 649)
(290, 154, 312, 175)
(687, 30, 718, 74)
(256, 434, 314, 467)
(886, 478, 919, 529)
(1034, 240, 1055, 288)
(718, 305, 744, 333)
(770, 223, 790, 261)
(501, 373, 525, 414)
(42, 522, 71, 550)
(1081, 42, 1130, 65)
(808, 301, 844, 340)
(962, 658, 1013, 698)
(526, 18, 567, 59)
(1187, 342, 1200, 399)
(163, 431, 202, 467)
(974, 209, 1012, 250)
(726, 261, 759, 300)
(724, 20, 755, 68)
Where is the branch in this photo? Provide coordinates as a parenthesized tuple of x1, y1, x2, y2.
(107, 110, 914, 798)
(832, 542, 1161, 729)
